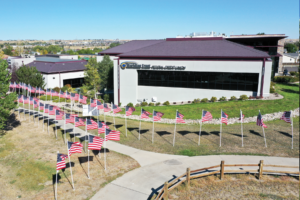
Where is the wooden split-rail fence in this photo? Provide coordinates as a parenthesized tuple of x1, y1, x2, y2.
(155, 160, 299, 200)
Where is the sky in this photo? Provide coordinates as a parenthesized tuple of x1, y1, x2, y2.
(0, 0, 299, 40)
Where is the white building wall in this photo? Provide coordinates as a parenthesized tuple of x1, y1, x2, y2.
(10, 57, 36, 68)
(59, 55, 78, 60)
(43, 71, 84, 89)
(114, 59, 272, 105)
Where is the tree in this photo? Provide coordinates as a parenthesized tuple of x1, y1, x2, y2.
(0, 59, 17, 131)
(98, 55, 113, 89)
(257, 32, 265, 35)
(10, 63, 18, 82)
(84, 57, 101, 96)
(16, 65, 46, 88)
(47, 45, 62, 54)
(0, 50, 4, 59)
(284, 43, 298, 53)
(109, 42, 120, 48)
(3, 44, 13, 56)
(13, 43, 24, 56)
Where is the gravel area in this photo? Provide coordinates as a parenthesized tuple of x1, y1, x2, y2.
(40, 99, 299, 125)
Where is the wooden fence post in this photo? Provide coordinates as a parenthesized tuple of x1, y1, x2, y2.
(163, 182, 168, 200)
(186, 168, 190, 187)
(220, 160, 225, 180)
(258, 160, 264, 180)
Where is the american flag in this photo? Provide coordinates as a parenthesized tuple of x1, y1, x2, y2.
(67, 141, 83, 156)
(46, 89, 51, 95)
(176, 111, 185, 123)
(153, 111, 164, 121)
(59, 91, 65, 98)
(221, 111, 228, 125)
(9, 82, 14, 88)
(33, 97, 39, 103)
(86, 118, 98, 130)
(88, 135, 104, 150)
(96, 100, 104, 109)
(56, 153, 68, 170)
(280, 111, 291, 123)
(112, 103, 122, 114)
(104, 103, 111, 112)
(18, 95, 23, 103)
(202, 111, 213, 122)
(70, 93, 76, 101)
(256, 112, 267, 128)
(24, 83, 28, 90)
(125, 106, 136, 116)
(65, 91, 70, 99)
(97, 121, 109, 133)
(141, 109, 151, 119)
(34, 100, 38, 108)
(39, 102, 44, 110)
(65, 113, 74, 123)
(44, 104, 49, 113)
(90, 99, 97, 107)
(239, 113, 245, 121)
(49, 106, 55, 115)
(23, 96, 29, 104)
(75, 117, 86, 127)
(105, 128, 120, 141)
(29, 97, 34, 105)
(30, 86, 36, 93)
(51, 90, 58, 97)
(79, 94, 87, 104)
(56, 110, 63, 120)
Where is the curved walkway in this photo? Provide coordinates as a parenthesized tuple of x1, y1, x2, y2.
(17, 108, 299, 200)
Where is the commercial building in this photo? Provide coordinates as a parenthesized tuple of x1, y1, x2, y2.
(99, 38, 272, 106)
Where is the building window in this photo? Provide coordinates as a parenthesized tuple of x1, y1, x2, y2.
(137, 70, 259, 92)
(63, 78, 84, 88)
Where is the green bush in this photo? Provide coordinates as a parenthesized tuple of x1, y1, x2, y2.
(163, 101, 170, 106)
(270, 81, 276, 87)
(141, 102, 148, 106)
(270, 87, 275, 93)
(290, 71, 296, 76)
(273, 76, 299, 83)
(201, 98, 208, 103)
(192, 98, 201, 104)
(210, 97, 217, 102)
(53, 87, 60, 93)
(230, 96, 237, 101)
(61, 86, 68, 92)
(104, 94, 109, 103)
(219, 96, 227, 101)
(127, 102, 134, 107)
(118, 102, 122, 107)
(149, 102, 154, 106)
(155, 102, 161, 106)
(239, 95, 248, 100)
(135, 103, 140, 107)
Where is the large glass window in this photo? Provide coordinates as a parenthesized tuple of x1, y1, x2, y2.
(137, 70, 259, 92)
(63, 78, 84, 88)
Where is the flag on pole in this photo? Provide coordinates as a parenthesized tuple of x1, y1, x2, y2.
(90, 99, 97, 107)
(65, 114, 74, 123)
(33, 100, 38, 108)
(256, 112, 267, 128)
(65, 91, 70, 99)
(51, 90, 58, 97)
(49, 106, 56, 115)
(221, 111, 228, 125)
(104, 103, 111, 112)
(86, 118, 98, 130)
(74, 117, 85, 127)
(176, 111, 185, 123)
(67, 141, 83, 156)
(70, 93, 76, 101)
(153, 111, 164, 121)
(29, 97, 34, 105)
(18, 95, 23, 103)
(9, 82, 14, 88)
(141, 108, 151, 119)
(39, 102, 44, 110)
(280, 111, 291, 123)
(105, 128, 120, 141)
(96, 100, 103, 109)
(88, 135, 104, 150)
(59, 91, 65, 98)
(239, 113, 245, 121)
(97, 121, 109, 133)
(44, 104, 49, 113)
(56, 153, 68, 170)
(125, 106, 136, 116)
(112, 103, 122, 114)
(46, 89, 51, 95)
(23, 96, 29, 104)
(56, 110, 63, 120)
(79, 94, 87, 104)
(202, 111, 213, 122)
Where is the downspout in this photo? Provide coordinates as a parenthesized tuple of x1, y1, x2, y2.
(260, 58, 265, 98)
(118, 57, 120, 105)
(59, 72, 61, 88)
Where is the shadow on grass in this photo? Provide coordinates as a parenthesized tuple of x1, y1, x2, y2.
(249, 130, 263, 137)
(115, 124, 123, 129)
(2, 113, 21, 135)
(280, 88, 299, 94)
(78, 156, 94, 178)
(278, 131, 292, 138)
(232, 134, 248, 138)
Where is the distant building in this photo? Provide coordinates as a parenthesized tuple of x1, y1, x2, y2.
(282, 53, 299, 63)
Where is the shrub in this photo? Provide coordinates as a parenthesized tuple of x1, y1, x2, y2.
(141, 102, 148, 106)
(53, 87, 60, 93)
(127, 102, 134, 107)
(135, 103, 140, 107)
(173, 102, 176, 104)
(104, 94, 109, 103)
(64, 84, 72, 88)
(210, 96, 217, 102)
(249, 96, 255, 99)
(219, 96, 227, 101)
(118, 102, 122, 107)
(192, 98, 201, 104)
(273, 76, 299, 83)
(149, 102, 154, 106)
(201, 98, 208, 103)
(230, 96, 237, 101)
(270, 87, 275, 93)
(155, 102, 161, 106)
(239, 95, 248, 100)
(163, 101, 170, 106)
(290, 71, 296, 76)
(61, 86, 68, 92)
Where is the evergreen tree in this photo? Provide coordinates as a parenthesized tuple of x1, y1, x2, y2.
(98, 55, 113, 89)
(16, 65, 46, 88)
(0, 59, 17, 131)
(84, 57, 101, 97)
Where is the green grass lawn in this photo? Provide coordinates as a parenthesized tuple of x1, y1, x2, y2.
(118, 83, 299, 119)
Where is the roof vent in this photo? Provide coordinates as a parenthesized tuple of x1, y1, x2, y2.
(63, 63, 65, 65)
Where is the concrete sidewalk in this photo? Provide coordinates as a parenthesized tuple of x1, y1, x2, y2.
(18, 108, 300, 200)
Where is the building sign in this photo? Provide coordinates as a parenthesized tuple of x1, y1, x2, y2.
(120, 62, 185, 70)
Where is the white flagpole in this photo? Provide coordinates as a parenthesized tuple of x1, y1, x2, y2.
(104, 101, 106, 124)
(64, 92, 66, 111)
(198, 110, 203, 146)
(87, 124, 90, 179)
(29, 92, 31, 123)
(55, 151, 59, 200)
(38, 100, 40, 128)
(66, 140, 75, 189)
(85, 119, 87, 153)
(241, 109, 244, 147)
(48, 105, 50, 135)
(23, 94, 25, 120)
(64, 114, 66, 144)
(55, 109, 58, 139)
(125, 108, 127, 137)
(73, 118, 75, 142)
(104, 130, 107, 171)
(59, 90, 61, 104)
(139, 107, 142, 140)
(111, 102, 116, 130)
(291, 110, 293, 149)
(18, 95, 20, 120)
(260, 110, 267, 147)
(152, 109, 154, 144)
(220, 109, 222, 147)
(173, 110, 177, 147)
